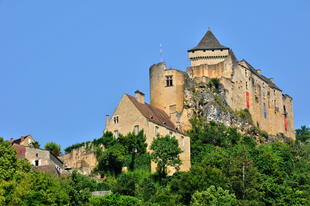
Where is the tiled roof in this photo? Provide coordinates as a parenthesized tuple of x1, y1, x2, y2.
(126, 94, 181, 133)
(239, 59, 281, 91)
(188, 30, 229, 52)
(33, 165, 60, 176)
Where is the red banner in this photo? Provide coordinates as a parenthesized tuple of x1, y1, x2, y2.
(246, 92, 250, 109)
(284, 115, 288, 131)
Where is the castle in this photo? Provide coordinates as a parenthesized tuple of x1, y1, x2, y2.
(63, 29, 295, 175)
(149, 29, 295, 139)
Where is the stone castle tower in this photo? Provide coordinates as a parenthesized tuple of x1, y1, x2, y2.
(150, 29, 295, 139)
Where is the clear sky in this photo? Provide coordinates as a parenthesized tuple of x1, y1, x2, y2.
(1, 0, 309, 151)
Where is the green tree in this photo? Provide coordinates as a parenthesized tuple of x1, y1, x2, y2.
(112, 173, 137, 196)
(118, 130, 147, 171)
(89, 193, 140, 206)
(190, 185, 237, 206)
(150, 135, 182, 180)
(32, 141, 40, 149)
(44, 142, 61, 156)
(96, 143, 125, 177)
(296, 125, 310, 143)
(0, 137, 17, 181)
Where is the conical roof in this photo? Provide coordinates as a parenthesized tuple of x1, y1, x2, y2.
(188, 30, 229, 52)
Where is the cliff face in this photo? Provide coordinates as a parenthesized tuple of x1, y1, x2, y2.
(182, 77, 287, 143)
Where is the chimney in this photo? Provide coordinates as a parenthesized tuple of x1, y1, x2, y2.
(10, 138, 13, 143)
(21, 136, 24, 142)
(106, 115, 109, 128)
(135, 90, 145, 104)
(269, 78, 274, 83)
(256, 69, 261, 74)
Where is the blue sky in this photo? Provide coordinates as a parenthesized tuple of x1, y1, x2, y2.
(0, 0, 309, 150)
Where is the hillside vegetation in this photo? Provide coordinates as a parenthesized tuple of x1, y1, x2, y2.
(1, 120, 310, 205)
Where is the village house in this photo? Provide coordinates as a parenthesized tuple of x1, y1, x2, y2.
(11, 135, 64, 176)
(104, 91, 191, 173)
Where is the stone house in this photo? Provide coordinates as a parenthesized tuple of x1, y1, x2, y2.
(11, 135, 64, 175)
(150, 29, 295, 139)
(104, 91, 191, 173)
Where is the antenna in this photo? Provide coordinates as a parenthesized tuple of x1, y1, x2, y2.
(160, 43, 163, 62)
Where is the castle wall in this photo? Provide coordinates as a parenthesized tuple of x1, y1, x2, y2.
(188, 49, 229, 66)
(61, 146, 97, 175)
(166, 50, 295, 139)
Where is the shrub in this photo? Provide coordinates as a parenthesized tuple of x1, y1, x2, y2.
(89, 194, 140, 206)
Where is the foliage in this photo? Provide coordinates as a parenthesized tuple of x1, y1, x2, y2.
(237, 108, 253, 125)
(150, 135, 182, 180)
(0, 137, 17, 181)
(112, 172, 137, 196)
(190, 185, 237, 206)
(89, 193, 140, 206)
(296, 125, 310, 143)
(96, 143, 126, 177)
(32, 141, 40, 149)
(188, 118, 241, 164)
(64, 142, 85, 154)
(208, 78, 220, 90)
(124, 153, 151, 172)
(118, 130, 147, 171)
(93, 131, 116, 148)
(44, 142, 61, 156)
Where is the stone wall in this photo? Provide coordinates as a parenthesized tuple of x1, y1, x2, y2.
(60, 145, 97, 176)
(25, 147, 63, 168)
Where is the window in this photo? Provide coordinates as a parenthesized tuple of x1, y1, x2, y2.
(181, 136, 184, 146)
(36, 153, 38, 157)
(114, 116, 119, 124)
(114, 130, 119, 139)
(135, 125, 139, 135)
(166, 75, 173, 87)
(169, 132, 173, 138)
(246, 82, 248, 90)
(155, 126, 159, 136)
(35, 160, 39, 166)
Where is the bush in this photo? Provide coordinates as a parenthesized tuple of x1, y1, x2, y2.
(89, 194, 140, 206)
(190, 185, 237, 206)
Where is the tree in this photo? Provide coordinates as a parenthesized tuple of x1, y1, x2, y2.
(0, 137, 17, 181)
(112, 173, 137, 196)
(96, 143, 125, 177)
(296, 125, 310, 143)
(150, 135, 182, 181)
(44, 142, 61, 156)
(32, 141, 40, 149)
(190, 185, 237, 206)
(118, 130, 147, 171)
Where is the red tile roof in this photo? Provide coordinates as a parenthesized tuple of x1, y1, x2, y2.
(126, 94, 181, 133)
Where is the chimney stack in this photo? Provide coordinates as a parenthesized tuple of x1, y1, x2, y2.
(10, 138, 13, 143)
(106, 115, 110, 129)
(256, 69, 261, 75)
(269, 78, 274, 83)
(21, 136, 24, 142)
(135, 90, 145, 104)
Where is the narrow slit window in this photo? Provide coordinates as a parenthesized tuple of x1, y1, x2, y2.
(155, 126, 159, 136)
(169, 131, 173, 138)
(181, 136, 184, 146)
(114, 130, 119, 139)
(135, 125, 139, 135)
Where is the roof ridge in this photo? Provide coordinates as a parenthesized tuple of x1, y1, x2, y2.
(188, 30, 229, 51)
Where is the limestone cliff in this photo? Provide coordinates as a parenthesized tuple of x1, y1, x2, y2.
(182, 77, 289, 143)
